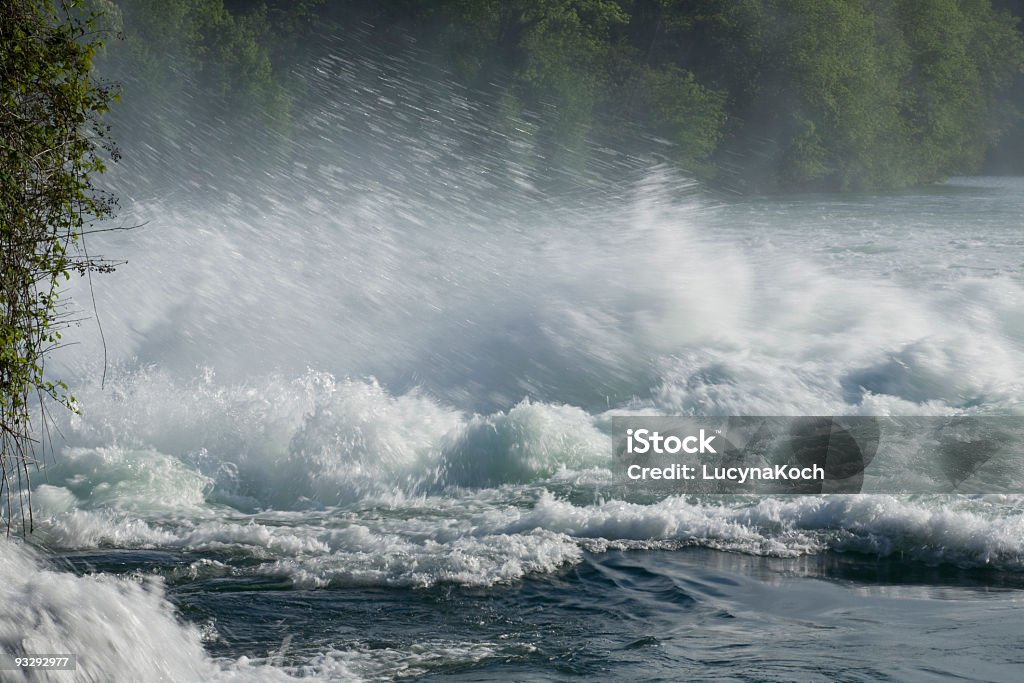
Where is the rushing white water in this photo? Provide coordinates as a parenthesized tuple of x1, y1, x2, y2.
(6, 46, 1024, 680)
(4, 171, 1022, 680)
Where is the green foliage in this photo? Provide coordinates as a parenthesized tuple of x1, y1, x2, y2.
(89, 0, 295, 185)
(73, 0, 1024, 194)
(745, 0, 909, 189)
(103, 0, 286, 113)
(417, 1, 634, 174)
(606, 59, 726, 173)
(374, 0, 1024, 190)
(1, 0, 118, 532)
(414, 0, 727, 178)
(654, 0, 1024, 190)
(892, 0, 1023, 178)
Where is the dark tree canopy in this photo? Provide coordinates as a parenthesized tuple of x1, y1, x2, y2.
(96, 0, 1024, 193)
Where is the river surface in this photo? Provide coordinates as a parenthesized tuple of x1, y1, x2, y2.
(3, 175, 1024, 681)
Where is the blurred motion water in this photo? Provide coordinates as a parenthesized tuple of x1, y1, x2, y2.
(4, 44, 1024, 682)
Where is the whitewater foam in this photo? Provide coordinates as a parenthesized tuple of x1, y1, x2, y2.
(14, 166, 1024, 679)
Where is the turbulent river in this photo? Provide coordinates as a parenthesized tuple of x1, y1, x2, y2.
(4, 154, 1024, 680)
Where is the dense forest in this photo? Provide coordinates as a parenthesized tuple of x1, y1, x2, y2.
(91, 0, 1024, 194)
